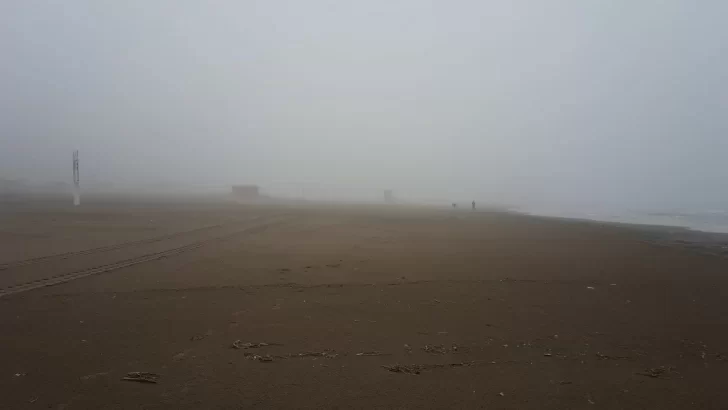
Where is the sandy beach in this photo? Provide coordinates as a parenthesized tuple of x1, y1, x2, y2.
(2, 200, 728, 409)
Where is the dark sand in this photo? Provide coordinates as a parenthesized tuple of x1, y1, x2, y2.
(1, 201, 728, 409)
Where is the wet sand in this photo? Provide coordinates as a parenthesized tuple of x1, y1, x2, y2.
(1, 201, 728, 409)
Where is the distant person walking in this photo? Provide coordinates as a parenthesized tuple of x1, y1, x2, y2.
(472, 200, 476, 211)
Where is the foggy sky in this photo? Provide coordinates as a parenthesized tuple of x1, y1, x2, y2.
(2, 1, 727, 208)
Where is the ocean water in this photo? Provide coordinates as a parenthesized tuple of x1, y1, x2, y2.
(521, 207, 728, 234)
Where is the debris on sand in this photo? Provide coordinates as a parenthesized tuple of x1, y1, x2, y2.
(637, 366, 677, 379)
(422, 344, 462, 354)
(498, 392, 505, 397)
(422, 344, 447, 354)
(243, 353, 275, 362)
(231, 341, 278, 350)
(586, 286, 595, 290)
(122, 372, 160, 384)
(382, 364, 426, 375)
(382, 361, 475, 375)
(172, 350, 192, 361)
(243, 350, 338, 362)
(356, 351, 389, 356)
(287, 351, 338, 359)
(595, 352, 630, 360)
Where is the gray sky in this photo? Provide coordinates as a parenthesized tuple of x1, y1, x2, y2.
(2, 1, 727, 208)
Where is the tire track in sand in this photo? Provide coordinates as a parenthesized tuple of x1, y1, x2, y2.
(0, 224, 224, 271)
(0, 215, 289, 298)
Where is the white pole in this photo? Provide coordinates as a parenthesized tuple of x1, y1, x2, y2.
(73, 150, 80, 206)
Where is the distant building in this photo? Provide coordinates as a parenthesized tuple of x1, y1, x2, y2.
(384, 190, 395, 204)
(231, 185, 260, 201)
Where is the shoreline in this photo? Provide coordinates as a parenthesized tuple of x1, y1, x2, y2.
(515, 210, 728, 257)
